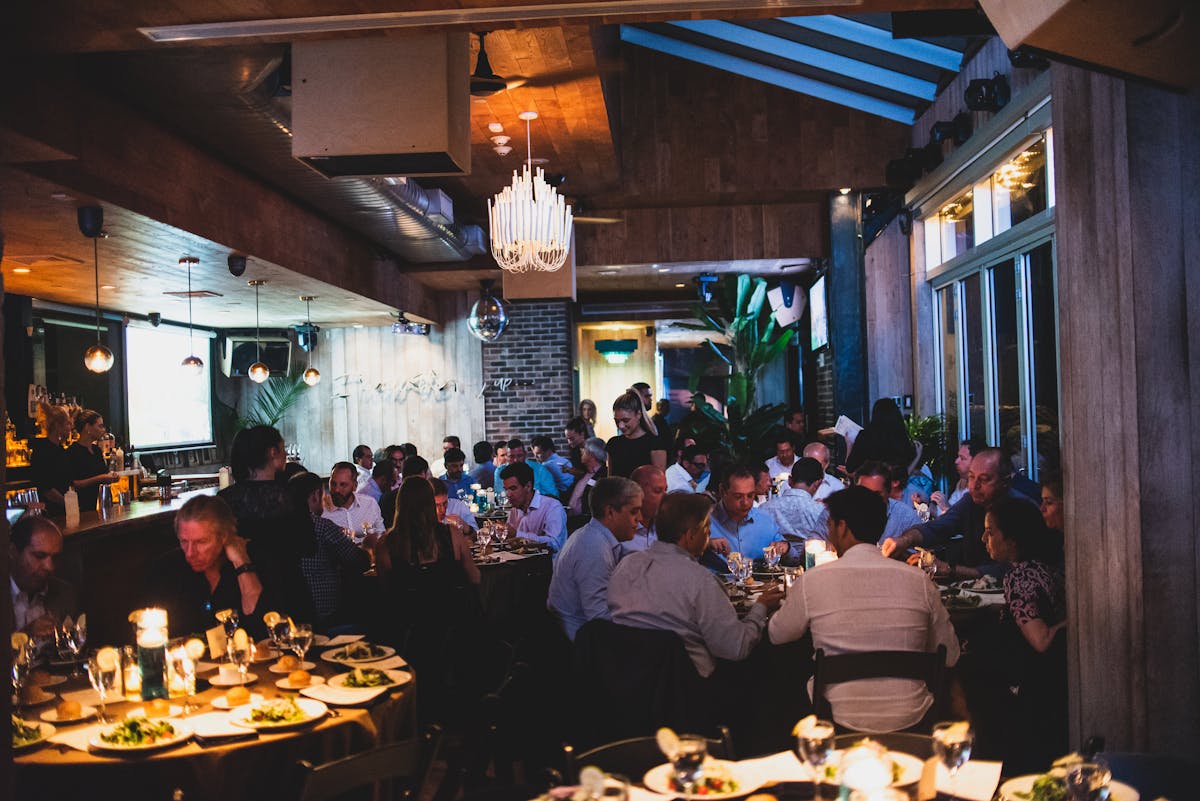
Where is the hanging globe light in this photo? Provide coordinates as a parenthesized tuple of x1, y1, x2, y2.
(303, 367, 321, 386)
(180, 354, 205, 375)
(467, 279, 510, 342)
(84, 343, 115, 373)
(179, 257, 205, 376)
(246, 279, 270, 383)
(248, 361, 270, 383)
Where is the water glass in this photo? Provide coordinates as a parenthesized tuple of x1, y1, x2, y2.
(671, 734, 708, 796)
(1065, 761, 1112, 801)
(60, 618, 87, 678)
(764, 545, 782, 571)
(796, 718, 836, 785)
(494, 523, 509, 548)
(11, 640, 32, 713)
(86, 649, 121, 723)
(166, 644, 197, 716)
(932, 722, 974, 800)
(478, 524, 493, 551)
(289, 623, 313, 663)
(227, 637, 253, 685)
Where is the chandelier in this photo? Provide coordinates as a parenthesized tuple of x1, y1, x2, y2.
(488, 110, 573, 273)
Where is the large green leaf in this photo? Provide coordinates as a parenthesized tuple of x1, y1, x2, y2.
(239, 371, 310, 429)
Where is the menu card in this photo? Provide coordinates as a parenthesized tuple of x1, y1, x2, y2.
(321, 634, 365, 648)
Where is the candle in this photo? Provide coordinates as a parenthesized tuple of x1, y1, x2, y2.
(131, 607, 170, 700)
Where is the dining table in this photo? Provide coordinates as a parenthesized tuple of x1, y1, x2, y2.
(14, 637, 417, 801)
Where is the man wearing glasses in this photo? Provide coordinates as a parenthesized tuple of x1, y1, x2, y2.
(667, 444, 710, 493)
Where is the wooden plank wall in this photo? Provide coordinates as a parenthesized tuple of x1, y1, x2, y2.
(239, 292, 485, 474)
(864, 221, 914, 405)
(1052, 64, 1200, 755)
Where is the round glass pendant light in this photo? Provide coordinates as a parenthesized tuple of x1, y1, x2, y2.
(181, 354, 205, 375)
(179, 256, 205, 375)
(248, 279, 269, 383)
(467, 279, 510, 342)
(303, 367, 321, 386)
(81, 211, 114, 374)
(84, 343, 115, 373)
(299, 296, 320, 385)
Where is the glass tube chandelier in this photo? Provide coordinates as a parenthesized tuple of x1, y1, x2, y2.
(487, 110, 573, 273)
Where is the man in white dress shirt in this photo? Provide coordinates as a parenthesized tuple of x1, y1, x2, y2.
(803, 441, 846, 500)
(323, 462, 385, 535)
(764, 433, 799, 483)
(665, 444, 709, 493)
(352, 445, 374, 491)
(768, 485, 959, 732)
(548, 477, 643, 640)
(503, 462, 567, 558)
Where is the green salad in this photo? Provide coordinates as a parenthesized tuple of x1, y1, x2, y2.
(333, 642, 387, 660)
(1014, 775, 1068, 801)
(99, 718, 176, 746)
(13, 714, 42, 747)
(248, 696, 307, 724)
(344, 667, 394, 688)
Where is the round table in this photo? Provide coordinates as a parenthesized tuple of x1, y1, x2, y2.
(14, 646, 417, 801)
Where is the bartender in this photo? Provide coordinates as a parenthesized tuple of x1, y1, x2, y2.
(67, 409, 118, 511)
(29, 405, 72, 515)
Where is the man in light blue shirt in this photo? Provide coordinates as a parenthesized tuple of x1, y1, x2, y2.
(548, 477, 643, 640)
(502, 462, 568, 557)
(495, 439, 559, 501)
(761, 457, 829, 546)
(532, 435, 575, 497)
(853, 461, 922, 544)
(707, 464, 789, 567)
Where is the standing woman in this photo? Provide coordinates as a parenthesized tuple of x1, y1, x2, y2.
(30, 405, 73, 515)
(845, 398, 918, 475)
(578, 399, 598, 438)
(66, 409, 118, 511)
(605, 389, 667, 478)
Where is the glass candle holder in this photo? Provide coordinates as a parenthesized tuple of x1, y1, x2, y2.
(130, 608, 170, 700)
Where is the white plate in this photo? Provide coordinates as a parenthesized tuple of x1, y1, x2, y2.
(250, 647, 281, 664)
(211, 692, 264, 710)
(1000, 775, 1139, 801)
(40, 704, 97, 724)
(126, 704, 185, 719)
(275, 674, 326, 691)
(15, 686, 57, 706)
(326, 668, 412, 690)
(208, 671, 258, 687)
(268, 660, 317, 674)
(90, 720, 193, 752)
(643, 759, 763, 800)
(14, 720, 56, 750)
(229, 697, 328, 730)
(320, 644, 395, 664)
(821, 750, 925, 787)
(32, 674, 68, 688)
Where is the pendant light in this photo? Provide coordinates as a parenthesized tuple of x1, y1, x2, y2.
(247, 279, 270, 383)
(466, 279, 510, 342)
(299, 295, 321, 386)
(179, 256, 204, 375)
(79, 206, 114, 374)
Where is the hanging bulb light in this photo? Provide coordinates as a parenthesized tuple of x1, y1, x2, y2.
(179, 256, 204, 375)
(467, 279, 510, 342)
(299, 295, 321, 385)
(247, 279, 270, 383)
(80, 207, 114, 373)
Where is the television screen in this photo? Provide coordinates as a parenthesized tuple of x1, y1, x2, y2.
(125, 324, 214, 450)
(809, 274, 829, 351)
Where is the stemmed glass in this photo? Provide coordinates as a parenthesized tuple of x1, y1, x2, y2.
(796, 718, 837, 798)
(215, 608, 239, 658)
(932, 722, 974, 800)
(288, 623, 313, 667)
(726, 551, 744, 581)
(478, 523, 494, 553)
(494, 522, 509, 550)
(671, 734, 708, 797)
(226, 631, 254, 685)
(1065, 760, 1112, 801)
(764, 545, 782, 573)
(86, 648, 121, 723)
(917, 549, 938, 579)
(12, 637, 32, 715)
(59, 617, 87, 678)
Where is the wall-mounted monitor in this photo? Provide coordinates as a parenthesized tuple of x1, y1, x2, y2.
(125, 323, 214, 450)
(809, 274, 829, 351)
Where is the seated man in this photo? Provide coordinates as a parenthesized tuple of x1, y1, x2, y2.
(803, 441, 847, 500)
(548, 477, 643, 640)
(532, 434, 575, 498)
(359, 460, 395, 504)
(566, 436, 607, 520)
(666, 444, 709, 493)
(432, 478, 479, 535)
(288, 472, 373, 627)
(761, 457, 830, 544)
(469, 441, 496, 490)
(323, 461, 386, 534)
(769, 486, 960, 732)
(608, 493, 784, 678)
(495, 438, 558, 500)
(707, 464, 789, 565)
(439, 447, 474, 500)
(503, 462, 567, 557)
(428, 435, 463, 479)
(625, 465, 667, 554)
(853, 461, 922, 544)
(145, 495, 273, 640)
(765, 432, 799, 483)
(10, 515, 77, 638)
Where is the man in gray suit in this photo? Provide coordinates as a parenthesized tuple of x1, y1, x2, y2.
(10, 515, 77, 638)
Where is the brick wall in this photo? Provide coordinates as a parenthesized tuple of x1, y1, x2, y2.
(482, 300, 575, 449)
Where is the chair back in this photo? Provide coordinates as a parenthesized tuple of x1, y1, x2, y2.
(296, 725, 442, 801)
(812, 645, 947, 727)
(563, 726, 735, 784)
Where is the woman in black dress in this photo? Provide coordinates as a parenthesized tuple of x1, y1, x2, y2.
(605, 389, 667, 477)
(29, 405, 73, 515)
(845, 397, 917, 474)
(66, 409, 118, 511)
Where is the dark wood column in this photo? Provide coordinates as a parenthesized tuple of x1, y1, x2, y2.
(828, 191, 869, 427)
(1052, 65, 1200, 755)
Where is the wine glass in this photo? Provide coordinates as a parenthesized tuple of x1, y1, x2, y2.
(166, 645, 197, 717)
(1065, 760, 1112, 801)
(226, 634, 254, 685)
(478, 523, 493, 553)
(671, 734, 708, 797)
(764, 545, 782, 572)
(216, 608, 239, 641)
(12, 639, 32, 715)
(796, 719, 837, 797)
(494, 522, 509, 549)
(917, 549, 938, 579)
(289, 623, 313, 665)
(725, 551, 743, 580)
(86, 648, 121, 723)
(269, 619, 291, 653)
(932, 722, 974, 800)
(61, 618, 87, 678)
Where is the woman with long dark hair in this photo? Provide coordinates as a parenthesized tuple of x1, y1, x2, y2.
(845, 398, 917, 474)
(605, 389, 667, 477)
(66, 409, 119, 510)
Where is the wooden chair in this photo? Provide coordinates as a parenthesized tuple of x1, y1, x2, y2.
(812, 645, 947, 730)
(295, 725, 443, 801)
(561, 726, 735, 785)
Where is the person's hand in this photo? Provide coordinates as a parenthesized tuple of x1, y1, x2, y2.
(709, 537, 731, 555)
(930, 490, 949, 514)
(506, 523, 519, 539)
(880, 538, 900, 558)
(770, 541, 790, 558)
(224, 534, 253, 568)
(755, 587, 785, 612)
(101, 471, 120, 483)
(444, 514, 468, 534)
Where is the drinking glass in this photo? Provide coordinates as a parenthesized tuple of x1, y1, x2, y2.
(166, 645, 197, 717)
(478, 524, 493, 552)
(932, 722, 974, 800)
(1065, 760, 1112, 801)
(739, 558, 754, 588)
(494, 522, 509, 549)
(918, 549, 938, 579)
(216, 608, 239, 642)
(764, 545, 782, 572)
(796, 718, 836, 795)
(725, 551, 743, 580)
(269, 619, 291, 653)
(289, 623, 314, 664)
(226, 636, 253, 685)
(12, 640, 32, 714)
(61, 618, 87, 678)
(86, 649, 121, 723)
(671, 734, 708, 796)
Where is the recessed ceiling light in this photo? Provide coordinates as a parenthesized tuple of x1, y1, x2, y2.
(50, 192, 72, 201)
(657, 266, 671, 273)
(598, 270, 617, 276)
(12, 267, 31, 274)
(353, 324, 364, 329)
(674, 283, 686, 288)
(839, 187, 852, 195)
(100, 284, 116, 290)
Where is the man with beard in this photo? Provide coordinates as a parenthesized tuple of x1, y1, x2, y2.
(322, 461, 385, 534)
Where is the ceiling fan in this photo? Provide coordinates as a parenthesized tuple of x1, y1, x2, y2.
(470, 32, 508, 97)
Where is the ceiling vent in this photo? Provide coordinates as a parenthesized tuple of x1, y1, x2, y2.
(291, 35, 471, 177)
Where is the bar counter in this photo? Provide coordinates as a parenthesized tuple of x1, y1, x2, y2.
(52, 487, 219, 645)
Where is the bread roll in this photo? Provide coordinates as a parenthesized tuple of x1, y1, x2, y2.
(224, 685, 250, 706)
(56, 699, 82, 719)
(147, 698, 171, 717)
(287, 669, 312, 686)
(277, 654, 300, 671)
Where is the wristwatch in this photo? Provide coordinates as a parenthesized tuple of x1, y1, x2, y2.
(233, 562, 257, 576)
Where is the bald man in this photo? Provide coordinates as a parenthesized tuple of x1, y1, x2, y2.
(804, 442, 846, 499)
(624, 465, 667, 554)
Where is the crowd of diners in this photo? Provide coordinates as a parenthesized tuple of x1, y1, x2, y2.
(12, 390, 1068, 770)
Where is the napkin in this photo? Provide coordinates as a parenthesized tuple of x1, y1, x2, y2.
(739, 750, 817, 783)
(322, 634, 365, 647)
(930, 760, 1002, 801)
(364, 655, 409, 670)
(49, 722, 105, 752)
(188, 711, 258, 746)
(60, 687, 103, 706)
(299, 683, 390, 706)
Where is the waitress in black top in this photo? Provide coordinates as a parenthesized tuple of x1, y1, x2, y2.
(605, 389, 667, 477)
(29, 405, 74, 515)
(67, 409, 118, 510)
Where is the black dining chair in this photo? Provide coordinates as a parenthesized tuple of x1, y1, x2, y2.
(812, 645, 948, 732)
(561, 726, 736, 785)
(294, 724, 443, 801)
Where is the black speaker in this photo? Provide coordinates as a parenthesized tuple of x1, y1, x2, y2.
(228, 254, 248, 277)
(77, 206, 103, 238)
